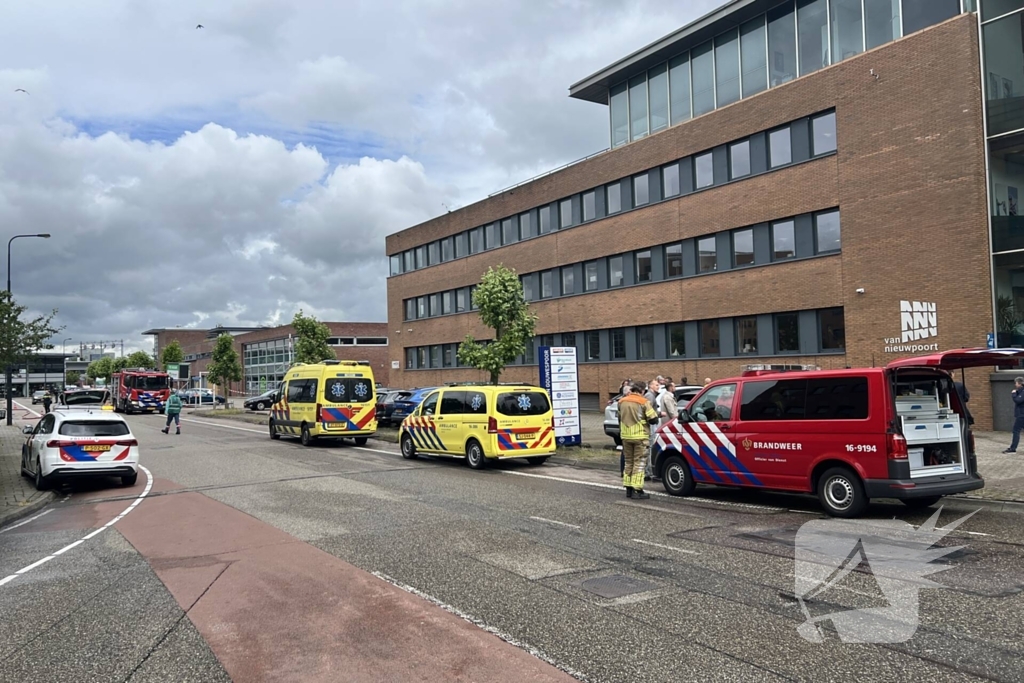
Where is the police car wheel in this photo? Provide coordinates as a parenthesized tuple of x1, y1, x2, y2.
(400, 434, 417, 459)
(662, 455, 695, 496)
(300, 424, 315, 447)
(818, 467, 868, 518)
(269, 420, 281, 440)
(466, 441, 487, 470)
(121, 472, 138, 487)
(34, 457, 48, 491)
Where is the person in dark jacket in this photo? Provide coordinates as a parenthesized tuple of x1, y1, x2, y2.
(1004, 377, 1024, 453)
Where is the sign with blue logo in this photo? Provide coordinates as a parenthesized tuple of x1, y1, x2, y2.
(987, 333, 995, 349)
(539, 346, 581, 447)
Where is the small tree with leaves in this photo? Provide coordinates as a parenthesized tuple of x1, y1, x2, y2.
(111, 356, 130, 374)
(86, 357, 113, 383)
(207, 333, 242, 408)
(458, 266, 537, 385)
(65, 370, 82, 386)
(0, 290, 61, 374)
(124, 350, 155, 369)
(160, 340, 184, 369)
(292, 310, 336, 364)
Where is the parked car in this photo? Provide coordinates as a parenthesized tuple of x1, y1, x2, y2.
(178, 389, 226, 405)
(375, 390, 405, 427)
(244, 389, 278, 411)
(31, 390, 48, 405)
(604, 385, 703, 446)
(389, 388, 436, 425)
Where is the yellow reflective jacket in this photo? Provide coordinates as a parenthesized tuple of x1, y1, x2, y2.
(618, 394, 657, 441)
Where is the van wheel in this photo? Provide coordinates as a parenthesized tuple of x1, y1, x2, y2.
(34, 457, 48, 491)
(121, 472, 138, 487)
(526, 456, 549, 466)
(354, 437, 368, 446)
(269, 420, 281, 440)
(818, 467, 868, 518)
(400, 434, 417, 459)
(300, 424, 315, 447)
(662, 455, 696, 496)
(902, 496, 943, 510)
(466, 440, 487, 470)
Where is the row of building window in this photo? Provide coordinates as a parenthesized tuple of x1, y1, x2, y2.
(389, 111, 837, 277)
(404, 209, 840, 320)
(404, 307, 846, 370)
(610, 0, 963, 146)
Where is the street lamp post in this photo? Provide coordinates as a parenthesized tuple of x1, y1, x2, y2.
(5, 233, 51, 425)
(62, 337, 73, 388)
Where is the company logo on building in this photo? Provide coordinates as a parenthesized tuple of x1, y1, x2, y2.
(884, 300, 939, 354)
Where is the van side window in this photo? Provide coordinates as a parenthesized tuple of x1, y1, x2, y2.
(740, 380, 807, 421)
(440, 391, 466, 415)
(301, 380, 319, 403)
(465, 391, 487, 414)
(804, 377, 868, 419)
(421, 392, 439, 416)
(690, 384, 737, 422)
(286, 380, 306, 403)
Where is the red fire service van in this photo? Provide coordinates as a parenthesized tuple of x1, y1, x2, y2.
(651, 349, 1024, 517)
(110, 369, 172, 414)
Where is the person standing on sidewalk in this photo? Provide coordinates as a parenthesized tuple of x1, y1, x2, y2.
(1005, 377, 1024, 453)
(660, 381, 678, 427)
(619, 383, 658, 499)
(162, 391, 183, 435)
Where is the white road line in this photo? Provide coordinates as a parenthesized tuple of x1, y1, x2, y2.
(0, 466, 153, 589)
(529, 516, 581, 530)
(12, 400, 41, 419)
(632, 539, 699, 555)
(965, 531, 991, 537)
(0, 509, 52, 534)
(179, 418, 265, 434)
(789, 509, 820, 515)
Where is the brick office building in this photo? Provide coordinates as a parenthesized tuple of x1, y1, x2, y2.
(387, 1, 1024, 430)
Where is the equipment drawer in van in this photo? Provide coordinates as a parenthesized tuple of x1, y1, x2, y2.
(936, 421, 960, 442)
(902, 420, 937, 443)
(895, 395, 940, 416)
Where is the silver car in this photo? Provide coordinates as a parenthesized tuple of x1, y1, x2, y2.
(604, 385, 704, 446)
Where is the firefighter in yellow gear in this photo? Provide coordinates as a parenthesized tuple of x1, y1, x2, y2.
(618, 383, 659, 499)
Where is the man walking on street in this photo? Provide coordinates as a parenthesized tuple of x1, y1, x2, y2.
(162, 391, 183, 435)
(619, 382, 658, 499)
(1005, 377, 1024, 453)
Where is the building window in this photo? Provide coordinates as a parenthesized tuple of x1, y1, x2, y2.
(502, 218, 517, 245)
(586, 331, 601, 361)
(734, 229, 754, 267)
(539, 206, 552, 234)
(454, 233, 468, 259)
(441, 237, 454, 262)
(427, 241, 440, 266)
(562, 267, 575, 295)
(560, 199, 572, 229)
(649, 63, 669, 132)
(405, 299, 415, 321)
(519, 212, 533, 239)
(456, 289, 467, 313)
(637, 326, 655, 360)
(629, 74, 649, 141)
(523, 276, 536, 302)
(610, 81, 628, 148)
(695, 152, 714, 189)
(768, 1, 798, 86)
(470, 286, 479, 310)
(417, 347, 428, 369)
(405, 348, 415, 369)
(469, 228, 483, 254)
(390, 255, 402, 276)
(430, 345, 441, 368)
(582, 191, 596, 222)
(636, 250, 652, 283)
(737, 317, 758, 354)
(772, 220, 796, 260)
(865, 0, 901, 50)
(798, 0, 830, 77)
(776, 313, 800, 353)
(417, 297, 427, 319)
(730, 140, 751, 179)
(443, 344, 454, 368)
(442, 291, 453, 315)
(831, 0, 864, 64)
(769, 127, 792, 167)
(815, 210, 841, 253)
(611, 328, 626, 360)
(666, 244, 683, 277)
(563, 332, 576, 349)
(668, 323, 686, 357)
(980, 0, 1018, 21)
(715, 28, 741, 108)
(541, 271, 553, 298)
(632, 173, 649, 207)
(902, 0, 959, 36)
(483, 223, 498, 250)
(812, 112, 837, 155)
(585, 262, 599, 291)
(819, 308, 846, 351)
(415, 246, 427, 269)
(428, 293, 440, 316)
(700, 320, 720, 357)
(609, 256, 624, 287)
(607, 183, 622, 214)
(740, 16, 768, 98)
(698, 237, 717, 273)
(691, 40, 715, 116)
(669, 53, 691, 125)
(663, 164, 680, 197)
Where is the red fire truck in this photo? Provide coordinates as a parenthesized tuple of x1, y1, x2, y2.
(111, 369, 172, 414)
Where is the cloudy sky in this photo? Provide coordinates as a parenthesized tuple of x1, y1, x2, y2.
(0, 0, 717, 352)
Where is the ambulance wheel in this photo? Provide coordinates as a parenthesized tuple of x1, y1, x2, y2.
(661, 454, 695, 496)
(300, 424, 315, 447)
(526, 456, 549, 466)
(400, 434, 417, 459)
(818, 467, 868, 518)
(901, 496, 943, 510)
(121, 472, 138, 487)
(354, 437, 368, 446)
(269, 420, 280, 440)
(466, 440, 487, 470)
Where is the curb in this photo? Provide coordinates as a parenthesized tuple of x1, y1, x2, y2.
(548, 455, 619, 472)
(0, 491, 57, 531)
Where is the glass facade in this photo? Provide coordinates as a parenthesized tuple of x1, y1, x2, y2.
(649, 63, 669, 132)
(243, 338, 294, 394)
(715, 29, 741, 107)
(741, 16, 768, 98)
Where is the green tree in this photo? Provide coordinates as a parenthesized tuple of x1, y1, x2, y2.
(457, 266, 536, 385)
(292, 310, 336, 364)
(207, 333, 242, 408)
(0, 291, 61, 373)
(124, 350, 155, 369)
(160, 340, 184, 369)
(86, 357, 113, 382)
(65, 370, 81, 386)
(111, 356, 130, 374)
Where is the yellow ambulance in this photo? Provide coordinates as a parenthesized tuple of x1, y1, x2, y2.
(269, 360, 376, 446)
(398, 384, 555, 469)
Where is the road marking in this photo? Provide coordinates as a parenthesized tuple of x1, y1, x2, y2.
(632, 538, 698, 555)
(529, 516, 581, 529)
(12, 400, 41, 419)
(789, 509, 820, 515)
(0, 466, 153, 589)
(965, 531, 991, 537)
(0, 509, 52, 534)
(371, 571, 592, 682)
(179, 418, 402, 459)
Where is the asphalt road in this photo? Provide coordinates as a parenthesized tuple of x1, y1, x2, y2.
(1, 413, 1023, 682)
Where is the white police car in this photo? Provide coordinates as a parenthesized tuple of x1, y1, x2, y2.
(20, 407, 140, 490)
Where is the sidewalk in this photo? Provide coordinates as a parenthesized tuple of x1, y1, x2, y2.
(0, 417, 55, 528)
(971, 431, 1024, 503)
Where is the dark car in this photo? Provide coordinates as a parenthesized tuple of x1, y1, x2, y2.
(244, 389, 278, 411)
(178, 389, 226, 405)
(375, 391, 406, 427)
(388, 388, 435, 425)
